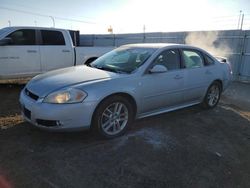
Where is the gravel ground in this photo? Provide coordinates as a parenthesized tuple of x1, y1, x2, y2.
(0, 82, 250, 188)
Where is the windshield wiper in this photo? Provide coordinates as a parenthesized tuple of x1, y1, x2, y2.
(86, 63, 93, 67)
(92, 65, 128, 74)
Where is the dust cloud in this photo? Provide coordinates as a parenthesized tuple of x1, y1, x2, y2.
(185, 31, 232, 58)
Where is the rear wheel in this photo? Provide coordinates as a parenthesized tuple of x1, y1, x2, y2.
(202, 82, 221, 109)
(92, 96, 133, 138)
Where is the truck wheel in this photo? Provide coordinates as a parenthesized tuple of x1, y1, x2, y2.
(202, 81, 221, 109)
(92, 96, 133, 138)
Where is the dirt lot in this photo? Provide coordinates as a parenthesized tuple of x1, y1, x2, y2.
(0, 82, 250, 188)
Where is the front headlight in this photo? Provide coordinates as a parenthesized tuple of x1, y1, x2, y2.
(43, 88, 87, 104)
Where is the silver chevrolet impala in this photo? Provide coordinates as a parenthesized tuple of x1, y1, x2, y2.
(20, 43, 232, 138)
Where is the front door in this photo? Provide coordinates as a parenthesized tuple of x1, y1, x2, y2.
(0, 29, 41, 78)
(139, 49, 185, 114)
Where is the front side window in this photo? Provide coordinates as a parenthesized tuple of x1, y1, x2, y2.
(41, 30, 65, 45)
(6, 29, 36, 45)
(90, 47, 156, 73)
(182, 50, 204, 69)
(153, 49, 180, 71)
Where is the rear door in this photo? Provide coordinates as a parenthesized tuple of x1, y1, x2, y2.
(181, 49, 214, 102)
(0, 29, 41, 78)
(39, 30, 74, 72)
(139, 49, 185, 114)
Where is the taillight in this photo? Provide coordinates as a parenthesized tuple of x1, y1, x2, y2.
(227, 62, 233, 74)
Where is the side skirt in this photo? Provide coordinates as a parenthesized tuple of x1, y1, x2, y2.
(137, 101, 201, 119)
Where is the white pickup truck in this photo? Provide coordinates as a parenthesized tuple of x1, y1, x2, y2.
(0, 26, 114, 79)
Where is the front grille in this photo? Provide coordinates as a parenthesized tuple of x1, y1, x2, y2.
(23, 107, 31, 119)
(25, 88, 39, 101)
(36, 119, 59, 127)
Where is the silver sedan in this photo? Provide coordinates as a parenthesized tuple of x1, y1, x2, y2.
(19, 43, 232, 138)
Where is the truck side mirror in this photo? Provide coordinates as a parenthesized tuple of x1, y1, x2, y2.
(0, 38, 12, 46)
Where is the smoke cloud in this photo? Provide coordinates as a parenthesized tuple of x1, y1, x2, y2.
(185, 31, 232, 58)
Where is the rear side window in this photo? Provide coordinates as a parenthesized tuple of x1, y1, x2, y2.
(153, 49, 180, 71)
(7, 29, 36, 45)
(182, 50, 204, 68)
(41, 30, 65, 45)
(204, 54, 215, 66)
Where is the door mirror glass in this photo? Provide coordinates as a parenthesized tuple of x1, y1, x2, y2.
(0, 37, 12, 46)
(149, 65, 167, 73)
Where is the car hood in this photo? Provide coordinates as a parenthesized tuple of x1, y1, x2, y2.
(26, 66, 117, 97)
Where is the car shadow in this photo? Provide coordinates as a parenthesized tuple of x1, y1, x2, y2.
(1, 103, 249, 145)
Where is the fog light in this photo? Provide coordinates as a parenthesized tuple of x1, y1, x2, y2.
(36, 119, 61, 127)
(56, 121, 62, 126)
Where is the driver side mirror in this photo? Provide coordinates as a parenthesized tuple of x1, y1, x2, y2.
(149, 64, 168, 73)
(0, 37, 12, 46)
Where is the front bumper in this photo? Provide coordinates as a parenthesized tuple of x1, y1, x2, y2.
(19, 89, 97, 131)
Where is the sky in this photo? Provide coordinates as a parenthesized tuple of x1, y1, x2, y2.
(0, 0, 250, 34)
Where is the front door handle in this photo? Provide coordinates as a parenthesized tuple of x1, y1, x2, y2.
(62, 49, 70, 53)
(27, 50, 37, 53)
(174, 75, 183, 79)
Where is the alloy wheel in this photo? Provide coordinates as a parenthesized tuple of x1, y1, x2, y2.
(207, 84, 220, 107)
(100, 102, 129, 136)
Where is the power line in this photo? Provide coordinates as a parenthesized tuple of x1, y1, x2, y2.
(0, 6, 97, 24)
(211, 12, 250, 19)
(0, 6, 48, 18)
(55, 16, 96, 24)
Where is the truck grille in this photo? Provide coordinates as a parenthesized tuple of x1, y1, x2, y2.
(25, 88, 39, 101)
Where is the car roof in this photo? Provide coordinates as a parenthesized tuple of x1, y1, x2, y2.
(1, 26, 68, 32)
(121, 43, 208, 53)
(121, 43, 201, 50)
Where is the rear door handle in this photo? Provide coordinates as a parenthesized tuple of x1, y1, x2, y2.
(27, 50, 37, 53)
(62, 49, 70, 53)
(174, 75, 183, 79)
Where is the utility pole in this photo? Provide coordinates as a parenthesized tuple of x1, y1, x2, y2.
(237, 10, 242, 29)
(49, 16, 55, 28)
(143, 25, 146, 43)
(240, 13, 244, 30)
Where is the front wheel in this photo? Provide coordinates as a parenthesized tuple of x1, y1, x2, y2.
(92, 96, 133, 138)
(202, 82, 221, 109)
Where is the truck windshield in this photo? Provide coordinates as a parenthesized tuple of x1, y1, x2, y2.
(90, 47, 156, 74)
(0, 28, 10, 38)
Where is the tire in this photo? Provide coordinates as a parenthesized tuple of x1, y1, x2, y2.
(92, 96, 134, 138)
(202, 81, 221, 109)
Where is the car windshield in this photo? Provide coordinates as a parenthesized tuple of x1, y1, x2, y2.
(90, 47, 156, 74)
